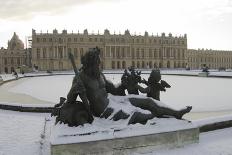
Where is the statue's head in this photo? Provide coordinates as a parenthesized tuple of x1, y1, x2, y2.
(149, 69, 161, 83)
(125, 67, 142, 84)
(81, 47, 101, 78)
(81, 47, 101, 67)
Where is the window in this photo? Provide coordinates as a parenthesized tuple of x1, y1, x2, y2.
(4, 58, 7, 65)
(43, 48, 46, 58)
(37, 48, 40, 58)
(68, 48, 72, 53)
(74, 48, 78, 58)
(136, 39, 139, 43)
(49, 47, 53, 58)
(80, 48, 84, 57)
(59, 38, 62, 43)
(136, 48, 140, 58)
(141, 49, 145, 58)
(68, 38, 71, 42)
(58, 47, 63, 58)
(17, 58, 20, 65)
(127, 47, 130, 57)
(149, 49, 152, 57)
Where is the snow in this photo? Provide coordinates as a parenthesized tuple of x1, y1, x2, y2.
(0, 110, 49, 155)
(0, 73, 23, 81)
(0, 109, 232, 155)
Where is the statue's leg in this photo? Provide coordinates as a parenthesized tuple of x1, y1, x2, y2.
(128, 112, 154, 125)
(129, 98, 192, 119)
(111, 110, 130, 121)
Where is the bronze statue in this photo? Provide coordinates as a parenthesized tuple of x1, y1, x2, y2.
(120, 67, 142, 95)
(52, 47, 192, 127)
(138, 69, 171, 101)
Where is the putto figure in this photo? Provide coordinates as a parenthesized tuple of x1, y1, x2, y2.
(52, 47, 192, 127)
(139, 69, 171, 101)
(120, 67, 142, 95)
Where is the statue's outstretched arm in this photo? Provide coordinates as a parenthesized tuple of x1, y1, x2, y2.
(103, 73, 126, 96)
(136, 84, 150, 94)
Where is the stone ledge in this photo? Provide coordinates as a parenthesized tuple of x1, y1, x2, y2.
(0, 104, 53, 113)
(51, 122, 199, 155)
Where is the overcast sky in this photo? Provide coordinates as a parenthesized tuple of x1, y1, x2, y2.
(0, 0, 232, 50)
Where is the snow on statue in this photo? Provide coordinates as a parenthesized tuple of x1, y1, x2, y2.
(51, 47, 192, 127)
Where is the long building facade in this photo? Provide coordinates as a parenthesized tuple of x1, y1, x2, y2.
(0, 32, 30, 74)
(31, 29, 188, 71)
(187, 49, 232, 69)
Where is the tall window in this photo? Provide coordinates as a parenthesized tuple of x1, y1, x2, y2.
(17, 58, 20, 65)
(149, 49, 152, 57)
(74, 48, 78, 58)
(58, 47, 63, 58)
(80, 48, 84, 57)
(136, 48, 140, 58)
(4, 58, 7, 65)
(43, 48, 46, 58)
(127, 47, 130, 57)
(141, 49, 145, 58)
(37, 48, 40, 58)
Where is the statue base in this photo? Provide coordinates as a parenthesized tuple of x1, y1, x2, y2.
(50, 118, 199, 155)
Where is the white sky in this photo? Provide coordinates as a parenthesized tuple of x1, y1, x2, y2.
(0, 0, 232, 50)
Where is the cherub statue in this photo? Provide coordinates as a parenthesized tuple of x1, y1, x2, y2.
(139, 69, 171, 101)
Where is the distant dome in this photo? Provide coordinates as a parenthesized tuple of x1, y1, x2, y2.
(8, 32, 24, 50)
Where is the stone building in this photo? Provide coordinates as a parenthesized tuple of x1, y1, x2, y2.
(187, 49, 232, 69)
(31, 29, 188, 71)
(0, 32, 29, 74)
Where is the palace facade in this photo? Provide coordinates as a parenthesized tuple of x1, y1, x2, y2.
(31, 29, 188, 71)
(0, 33, 30, 74)
(187, 49, 232, 69)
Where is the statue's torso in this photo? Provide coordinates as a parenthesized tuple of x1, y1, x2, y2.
(147, 83, 161, 100)
(80, 72, 109, 116)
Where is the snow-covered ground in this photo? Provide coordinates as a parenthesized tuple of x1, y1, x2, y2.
(0, 109, 232, 155)
(0, 110, 49, 155)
